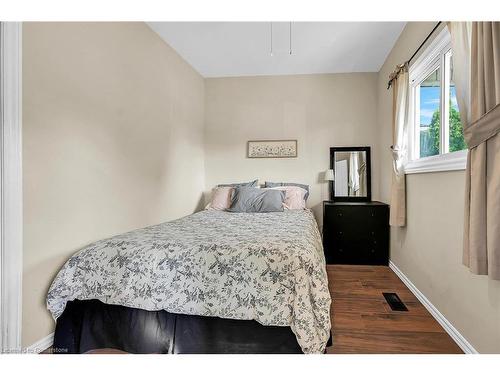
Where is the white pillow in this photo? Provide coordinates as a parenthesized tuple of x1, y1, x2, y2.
(268, 186, 307, 210)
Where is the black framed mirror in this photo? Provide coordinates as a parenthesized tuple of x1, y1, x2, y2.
(329, 146, 371, 202)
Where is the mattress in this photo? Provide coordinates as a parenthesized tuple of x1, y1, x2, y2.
(47, 209, 331, 353)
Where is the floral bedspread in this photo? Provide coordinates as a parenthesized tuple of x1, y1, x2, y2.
(47, 209, 331, 353)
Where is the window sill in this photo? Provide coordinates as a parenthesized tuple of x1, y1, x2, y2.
(405, 150, 467, 174)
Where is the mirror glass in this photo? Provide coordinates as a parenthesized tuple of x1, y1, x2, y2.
(334, 151, 368, 197)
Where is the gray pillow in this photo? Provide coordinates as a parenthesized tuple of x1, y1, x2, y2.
(218, 179, 258, 188)
(228, 187, 285, 213)
(264, 181, 310, 200)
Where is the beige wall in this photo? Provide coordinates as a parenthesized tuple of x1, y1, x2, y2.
(204, 73, 378, 226)
(22, 22, 205, 346)
(377, 22, 500, 353)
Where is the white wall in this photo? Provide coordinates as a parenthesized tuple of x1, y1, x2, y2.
(377, 22, 500, 353)
(204, 73, 378, 226)
(22, 22, 206, 346)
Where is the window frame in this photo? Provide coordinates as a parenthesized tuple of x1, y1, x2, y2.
(406, 27, 467, 174)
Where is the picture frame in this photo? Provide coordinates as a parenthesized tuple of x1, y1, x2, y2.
(247, 140, 298, 158)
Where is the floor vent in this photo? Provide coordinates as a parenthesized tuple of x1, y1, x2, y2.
(383, 292, 408, 311)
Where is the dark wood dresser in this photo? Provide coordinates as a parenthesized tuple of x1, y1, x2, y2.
(322, 201, 389, 265)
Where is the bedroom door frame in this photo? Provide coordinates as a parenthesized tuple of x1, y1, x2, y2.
(0, 22, 23, 353)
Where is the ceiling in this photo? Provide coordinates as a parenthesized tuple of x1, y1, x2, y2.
(148, 22, 406, 78)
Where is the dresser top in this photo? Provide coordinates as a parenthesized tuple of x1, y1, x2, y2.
(323, 200, 388, 206)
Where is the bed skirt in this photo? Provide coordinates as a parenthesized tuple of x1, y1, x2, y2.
(53, 299, 310, 354)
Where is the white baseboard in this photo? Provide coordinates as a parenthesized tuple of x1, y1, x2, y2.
(389, 261, 478, 354)
(25, 332, 54, 354)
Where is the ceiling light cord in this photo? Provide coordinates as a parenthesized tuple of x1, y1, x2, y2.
(270, 22, 273, 56)
(289, 21, 292, 55)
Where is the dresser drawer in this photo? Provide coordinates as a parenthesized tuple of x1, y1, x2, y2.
(326, 205, 385, 227)
(327, 242, 388, 265)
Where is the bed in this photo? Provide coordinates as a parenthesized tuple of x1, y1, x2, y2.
(47, 209, 332, 354)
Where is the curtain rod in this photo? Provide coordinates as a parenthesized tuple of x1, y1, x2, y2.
(387, 21, 442, 89)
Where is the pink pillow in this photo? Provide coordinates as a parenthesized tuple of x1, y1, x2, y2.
(269, 186, 307, 210)
(207, 186, 234, 210)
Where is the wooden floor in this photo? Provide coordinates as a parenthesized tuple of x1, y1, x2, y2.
(326, 265, 462, 354)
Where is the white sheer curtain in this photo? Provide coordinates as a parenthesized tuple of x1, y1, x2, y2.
(389, 64, 409, 227)
(448, 23, 472, 127)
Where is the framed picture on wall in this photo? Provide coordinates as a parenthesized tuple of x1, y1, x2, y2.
(247, 140, 298, 158)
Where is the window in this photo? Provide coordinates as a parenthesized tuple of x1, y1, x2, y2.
(418, 67, 441, 158)
(406, 27, 467, 174)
